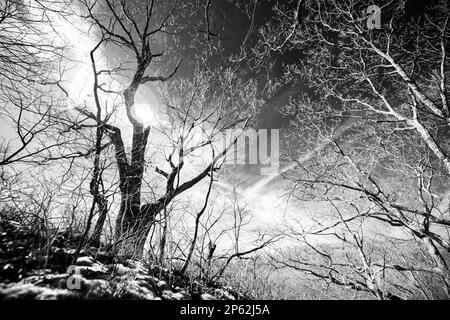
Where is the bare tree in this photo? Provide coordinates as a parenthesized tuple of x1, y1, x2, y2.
(255, 0, 450, 173)
(0, 0, 84, 165)
(244, 0, 450, 299)
(277, 101, 450, 298)
(71, 0, 273, 258)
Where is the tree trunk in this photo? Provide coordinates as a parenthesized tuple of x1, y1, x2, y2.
(90, 196, 108, 247)
(411, 119, 450, 176)
(112, 121, 151, 256)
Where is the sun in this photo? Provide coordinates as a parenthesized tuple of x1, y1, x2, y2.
(132, 103, 157, 127)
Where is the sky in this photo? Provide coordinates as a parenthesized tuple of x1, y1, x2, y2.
(2, 0, 433, 251)
(0, 0, 339, 251)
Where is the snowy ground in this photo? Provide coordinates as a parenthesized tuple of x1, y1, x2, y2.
(0, 219, 242, 300)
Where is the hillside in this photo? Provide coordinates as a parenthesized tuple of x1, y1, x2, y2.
(0, 219, 243, 300)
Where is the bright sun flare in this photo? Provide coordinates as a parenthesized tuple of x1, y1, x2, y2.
(132, 103, 156, 127)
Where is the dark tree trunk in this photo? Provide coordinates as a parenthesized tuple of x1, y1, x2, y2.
(90, 196, 108, 247)
(109, 60, 222, 258)
(112, 119, 158, 258)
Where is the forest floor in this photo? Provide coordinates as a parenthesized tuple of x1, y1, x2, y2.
(0, 219, 243, 300)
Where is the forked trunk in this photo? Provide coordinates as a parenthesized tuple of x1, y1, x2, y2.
(90, 196, 108, 247)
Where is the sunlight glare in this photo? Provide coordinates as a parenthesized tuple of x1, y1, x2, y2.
(132, 103, 156, 127)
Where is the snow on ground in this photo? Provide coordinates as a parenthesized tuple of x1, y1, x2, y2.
(0, 220, 244, 300)
(0, 253, 241, 300)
